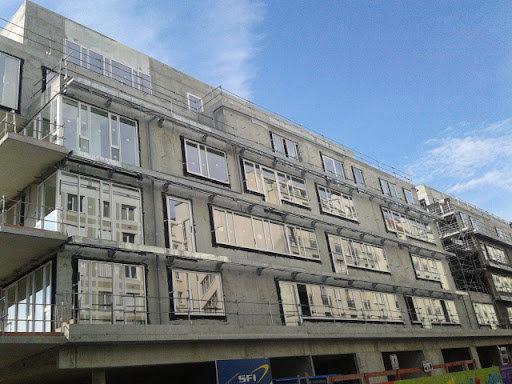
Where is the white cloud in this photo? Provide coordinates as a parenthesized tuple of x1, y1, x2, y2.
(407, 118, 512, 220)
(32, 0, 265, 98)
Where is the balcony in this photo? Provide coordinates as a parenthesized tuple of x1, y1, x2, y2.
(0, 114, 68, 201)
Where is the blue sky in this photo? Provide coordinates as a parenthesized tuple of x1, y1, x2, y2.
(3, 0, 512, 220)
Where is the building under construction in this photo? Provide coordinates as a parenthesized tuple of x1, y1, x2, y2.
(417, 185, 512, 328)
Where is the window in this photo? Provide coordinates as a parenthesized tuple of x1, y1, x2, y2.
(379, 179, 399, 199)
(270, 133, 300, 160)
(382, 207, 435, 242)
(166, 197, 195, 252)
(317, 186, 356, 220)
(278, 281, 403, 326)
(56, 171, 143, 243)
(473, 302, 499, 329)
(480, 241, 509, 265)
(2, 262, 52, 333)
(352, 167, 365, 186)
(121, 205, 136, 221)
(410, 254, 449, 289)
(0, 52, 21, 110)
(322, 155, 345, 179)
(243, 160, 309, 207)
(405, 295, 459, 328)
(64, 40, 151, 93)
(327, 234, 389, 274)
(184, 139, 229, 183)
(171, 269, 224, 316)
(403, 189, 415, 205)
(496, 228, 506, 240)
(27, 97, 139, 165)
(212, 207, 319, 260)
(187, 93, 203, 113)
(77, 260, 146, 324)
(469, 216, 481, 231)
(492, 274, 512, 297)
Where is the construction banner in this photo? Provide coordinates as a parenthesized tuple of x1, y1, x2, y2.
(389, 367, 503, 384)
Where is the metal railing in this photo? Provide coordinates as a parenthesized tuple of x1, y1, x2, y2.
(3, 291, 512, 336)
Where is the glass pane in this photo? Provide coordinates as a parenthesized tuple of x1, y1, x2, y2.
(90, 107, 109, 158)
(89, 50, 103, 74)
(269, 222, 287, 254)
(120, 118, 137, 165)
(65, 40, 81, 66)
(139, 73, 151, 93)
(111, 60, 132, 86)
(206, 148, 228, 182)
(0, 52, 20, 110)
(272, 134, 285, 155)
(62, 98, 78, 151)
(186, 142, 201, 174)
(213, 209, 229, 244)
(168, 198, 193, 251)
(233, 214, 254, 248)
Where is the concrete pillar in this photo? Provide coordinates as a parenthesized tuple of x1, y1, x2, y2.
(356, 351, 387, 384)
(91, 369, 106, 384)
(469, 347, 482, 369)
(422, 346, 445, 376)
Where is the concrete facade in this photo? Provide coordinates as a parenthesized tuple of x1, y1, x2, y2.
(0, 2, 511, 383)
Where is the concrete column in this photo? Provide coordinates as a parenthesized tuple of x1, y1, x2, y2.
(469, 347, 482, 369)
(422, 346, 445, 376)
(356, 351, 387, 384)
(91, 369, 106, 384)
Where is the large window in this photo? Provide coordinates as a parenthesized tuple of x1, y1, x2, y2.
(327, 234, 389, 274)
(492, 274, 512, 297)
(166, 197, 195, 252)
(480, 241, 509, 266)
(403, 189, 415, 205)
(25, 96, 139, 166)
(317, 186, 356, 220)
(270, 132, 300, 160)
(77, 260, 146, 324)
(32, 171, 143, 243)
(496, 228, 507, 241)
(171, 269, 225, 316)
(410, 254, 449, 289)
(473, 302, 499, 329)
(0, 51, 21, 110)
(279, 281, 403, 326)
(1, 262, 52, 332)
(184, 139, 229, 183)
(405, 295, 460, 328)
(382, 207, 435, 243)
(64, 40, 151, 93)
(469, 216, 481, 231)
(212, 207, 319, 260)
(322, 155, 345, 179)
(243, 160, 309, 207)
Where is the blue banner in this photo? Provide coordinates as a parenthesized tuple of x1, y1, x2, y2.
(216, 358, 273, 384)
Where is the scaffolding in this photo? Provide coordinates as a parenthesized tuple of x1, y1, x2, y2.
(427, 200, 488, 294)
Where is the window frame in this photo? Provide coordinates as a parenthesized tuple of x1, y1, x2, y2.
(0, 50, 22, 112)
(212, 206, 320, 260)
(270, 132, 301, 161)
(352, 167, 365, 186)
(242, 159, 310, 207)
(63, 39, 151, 94)
(184, 138, 230, 184)
(170, 268, 225, 317)
(403, 188, 415, 205)
(381, 207, 435, 243)
(321, 154, 345, 179)
(165, 196, 195, 252)
(317, 185, 357, 221)
(187, 93, 203, 113)
(379, 178, 399, 199)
